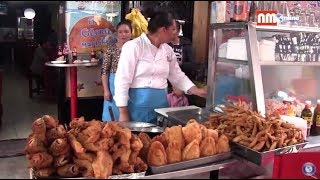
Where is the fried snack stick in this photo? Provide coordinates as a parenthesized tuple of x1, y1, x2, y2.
(253, 141, 266, 151)
(248, 130, 267, 148)
(251, 123, 258, 137)
(31, 118, 47, 143)
(270, 140, 278, 150)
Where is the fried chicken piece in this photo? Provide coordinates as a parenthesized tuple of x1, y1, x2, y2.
(217, 134, 230, 154)
(130, 134, 143, 152)
(31, 118, 47, 143)
(200, 137, 217, 157)
(182, 139, 200, 161)
(30, 152, 53, 170)
(74, 152, 95, 162)
(101, 122, 115, 138)
(182, 121, 202, 145)
(34, 167, 55, 177)
(25, 137, 47, 154)
(147, 141, 167, 166)
(78, 121, 102, 143)
(82, 138, 111, 152)
(111, 144, 130, 161)
(46, 125, 67, 144)
(42, 115, 59, 129)
(164, 125, 185, 150)
(67, 133, 85, 154)
(49, 138, 70, 157)
(133, 157, 148, 172)
(138, 132, 152, 162)
(54, 153, 71, 167)
(69, 117, 87, 130)
(151, 133, 168, 149)
(111, 145, 132, 173)
(92, 151, 113, 179)
(166, 141, 182, 163)
(115, 127, 132, 149)
(57, 164, 79, 178)
(73, 158, 94, 177)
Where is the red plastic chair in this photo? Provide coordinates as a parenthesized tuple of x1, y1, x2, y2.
(273, 152, 320, 179)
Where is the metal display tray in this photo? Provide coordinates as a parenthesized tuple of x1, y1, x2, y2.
(166, 108, 214, 126)
(231, 141, 309, 165)
(149, 152, 232, 174)
(30, 168, 146, 179)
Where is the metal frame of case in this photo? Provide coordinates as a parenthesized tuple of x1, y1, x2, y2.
(206, 21, 320, 116)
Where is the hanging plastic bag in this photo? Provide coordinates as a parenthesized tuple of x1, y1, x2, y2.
(125, 8, 148, 38)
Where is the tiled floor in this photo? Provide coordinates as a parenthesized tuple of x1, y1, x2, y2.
(0, 68, 57, 140)
(0, 67, 57, 179)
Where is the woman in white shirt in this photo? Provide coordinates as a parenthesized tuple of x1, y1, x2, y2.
(114, 11, 207, 123)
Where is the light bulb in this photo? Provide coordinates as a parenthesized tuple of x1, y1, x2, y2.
(24, 8, 36, 19)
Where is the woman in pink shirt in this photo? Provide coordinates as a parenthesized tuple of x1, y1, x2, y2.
(167, 86, 189, 107)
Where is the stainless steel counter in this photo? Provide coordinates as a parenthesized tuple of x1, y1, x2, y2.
(142, 158, 238, 179)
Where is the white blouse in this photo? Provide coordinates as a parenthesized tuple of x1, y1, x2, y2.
(114, 33, 195, 107)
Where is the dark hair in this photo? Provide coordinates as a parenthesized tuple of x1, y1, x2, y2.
(116, 19, 132, 32)
(147, 10, 175, 33)
(175, 20, 181, 31)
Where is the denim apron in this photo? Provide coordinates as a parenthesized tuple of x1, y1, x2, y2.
(102, 73, 120, 121)
(128, 88, 169, 124)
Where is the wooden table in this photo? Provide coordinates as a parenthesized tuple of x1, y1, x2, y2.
(45, 62, 98, 123)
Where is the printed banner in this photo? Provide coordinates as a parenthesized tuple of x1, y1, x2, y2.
(65, 1, 121, 98)
(66, 1, 121, 53)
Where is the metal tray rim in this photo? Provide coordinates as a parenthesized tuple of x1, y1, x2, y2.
(149, 152, 232, 174)
(231, 140, 309, 154)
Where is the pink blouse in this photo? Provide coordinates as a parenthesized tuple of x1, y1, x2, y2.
(167, 92, 189, 107)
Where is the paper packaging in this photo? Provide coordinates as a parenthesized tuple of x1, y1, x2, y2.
(216, 1, 230, 23)
(259, 39, 276, 61)
(280, 115, 308, 140)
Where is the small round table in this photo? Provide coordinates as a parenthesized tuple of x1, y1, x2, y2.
(45, 62, 98, 123)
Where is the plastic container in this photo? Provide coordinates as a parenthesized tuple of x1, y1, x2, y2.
(259, 39, 276, 61)
(226, 37, 248, 61)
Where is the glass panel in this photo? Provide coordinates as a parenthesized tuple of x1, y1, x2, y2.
(211, 28, 253, 107)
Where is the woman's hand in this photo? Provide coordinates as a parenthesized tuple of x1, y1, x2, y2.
(188, 86, 207, 98)
(118, 107, 130, 122)
(104, 90, 112, 101)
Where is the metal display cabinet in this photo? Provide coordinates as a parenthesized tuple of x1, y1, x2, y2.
(206, 21, 320, 116)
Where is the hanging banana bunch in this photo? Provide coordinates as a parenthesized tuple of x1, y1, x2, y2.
(125, 8, 148, 38)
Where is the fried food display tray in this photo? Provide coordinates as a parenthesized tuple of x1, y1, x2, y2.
(30, 168, 146, 179)
(149, 152, 232, 174)
(231, 141, 308, 165)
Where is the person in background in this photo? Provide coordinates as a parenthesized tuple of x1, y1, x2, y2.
(114, 11, 207, 124)
(101, 20, 132, 121)
(30, 39, 51, 77)
(167, 86, 189, 107)
(168, 20, 194, 77)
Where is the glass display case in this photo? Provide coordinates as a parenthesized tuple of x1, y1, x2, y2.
(206, 21, 320, 117)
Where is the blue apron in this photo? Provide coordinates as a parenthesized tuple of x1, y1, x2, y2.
(102, 73, 120, 121)
(128, 88, 169, 124)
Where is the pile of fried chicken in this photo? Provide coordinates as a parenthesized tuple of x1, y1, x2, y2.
(141, 119, 230, 167)
(25, 116, 147, 178)
(203, 102, 304, 152)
